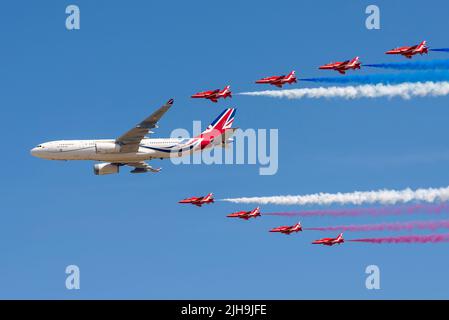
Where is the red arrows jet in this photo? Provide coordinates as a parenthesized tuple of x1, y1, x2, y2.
(270, 222, 302, 235)
(191, 85, 232, 103)
(385, 41, 428, 59)
(312, 233, 344, 246)
(178, 193, 214, 207)
(255, 71, 297, 88)
(319, 57, 361, 74)
(227, 207, 261, 220)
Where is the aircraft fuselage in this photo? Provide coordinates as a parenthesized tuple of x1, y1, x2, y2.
(30, 137, 202, 162)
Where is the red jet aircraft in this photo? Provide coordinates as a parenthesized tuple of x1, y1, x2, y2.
(269, 222, 302, 235)
(178, 193, 214, 207)
(312, 233, 344, 246)
(255, 71, 297, 88)
(385, 41, 428, 59)
(191, 85, 232, 103)
(227, 207, 261, 220)
(319, 57, 361, 74)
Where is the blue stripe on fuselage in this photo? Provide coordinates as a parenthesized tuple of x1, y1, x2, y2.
(140, 145, 195, 153)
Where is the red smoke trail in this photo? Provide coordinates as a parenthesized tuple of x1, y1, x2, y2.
(348, 233, 449, 244)
(265, 203, 449, 218)
(305, 220, 449, 232)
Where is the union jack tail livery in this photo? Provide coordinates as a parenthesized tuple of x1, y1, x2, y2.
(196, 108, 236, 150)
(204, 108, 236, 133)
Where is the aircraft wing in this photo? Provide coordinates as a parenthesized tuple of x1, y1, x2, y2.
(116, 99, 174, 153)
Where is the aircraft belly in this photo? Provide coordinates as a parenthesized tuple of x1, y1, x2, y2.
(92, 153, 150, 162)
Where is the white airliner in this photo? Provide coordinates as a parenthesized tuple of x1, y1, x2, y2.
(31, 99, 237, 175)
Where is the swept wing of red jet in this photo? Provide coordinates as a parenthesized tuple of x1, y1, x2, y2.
(191, 85, 232, 103)
(227, 207, 261, 220)
(178, 193, 214, 207)
(255, 71, 297, 88)
(270, 222, 302, 235)
(385, 41, 428, 59)
(312, 233, 344, 246)
(319, 57, 361, 74)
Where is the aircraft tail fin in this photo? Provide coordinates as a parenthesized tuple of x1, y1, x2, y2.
(221, 85, 232, 98)
(204, 108, 236, 134)
(420, 40, 428, 53)
(351, 57, 360, 65)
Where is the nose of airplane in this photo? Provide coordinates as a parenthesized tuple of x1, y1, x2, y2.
(30, 147, 38, 157)
(30, 146, 45, 158)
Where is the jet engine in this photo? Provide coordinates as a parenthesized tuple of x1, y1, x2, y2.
(95, 142, 121, 154)
(93, 163, 120, 175)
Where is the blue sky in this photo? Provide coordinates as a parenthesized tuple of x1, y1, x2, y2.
(1, 0, 449, 299)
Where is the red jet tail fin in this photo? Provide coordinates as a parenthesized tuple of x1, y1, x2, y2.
(351, 56, 360, 65)
(204, 193, 214, 202)
(287, 70, 296, 80)
(220, 85, 232, 98)
(419, 40, 428, 53)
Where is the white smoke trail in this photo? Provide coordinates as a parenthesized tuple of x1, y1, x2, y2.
(222, 186, 449, 206)
(239, 81, 449, 100)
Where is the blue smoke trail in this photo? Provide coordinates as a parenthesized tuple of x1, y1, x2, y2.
(430, 48, 449, 52)
(364, 60, 449, 70)
(301, 71, 449, 85)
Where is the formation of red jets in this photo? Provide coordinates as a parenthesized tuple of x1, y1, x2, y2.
(190, 40, 430, 102)
(181, 40, 432, 244)
(178, 193, 345, 246)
